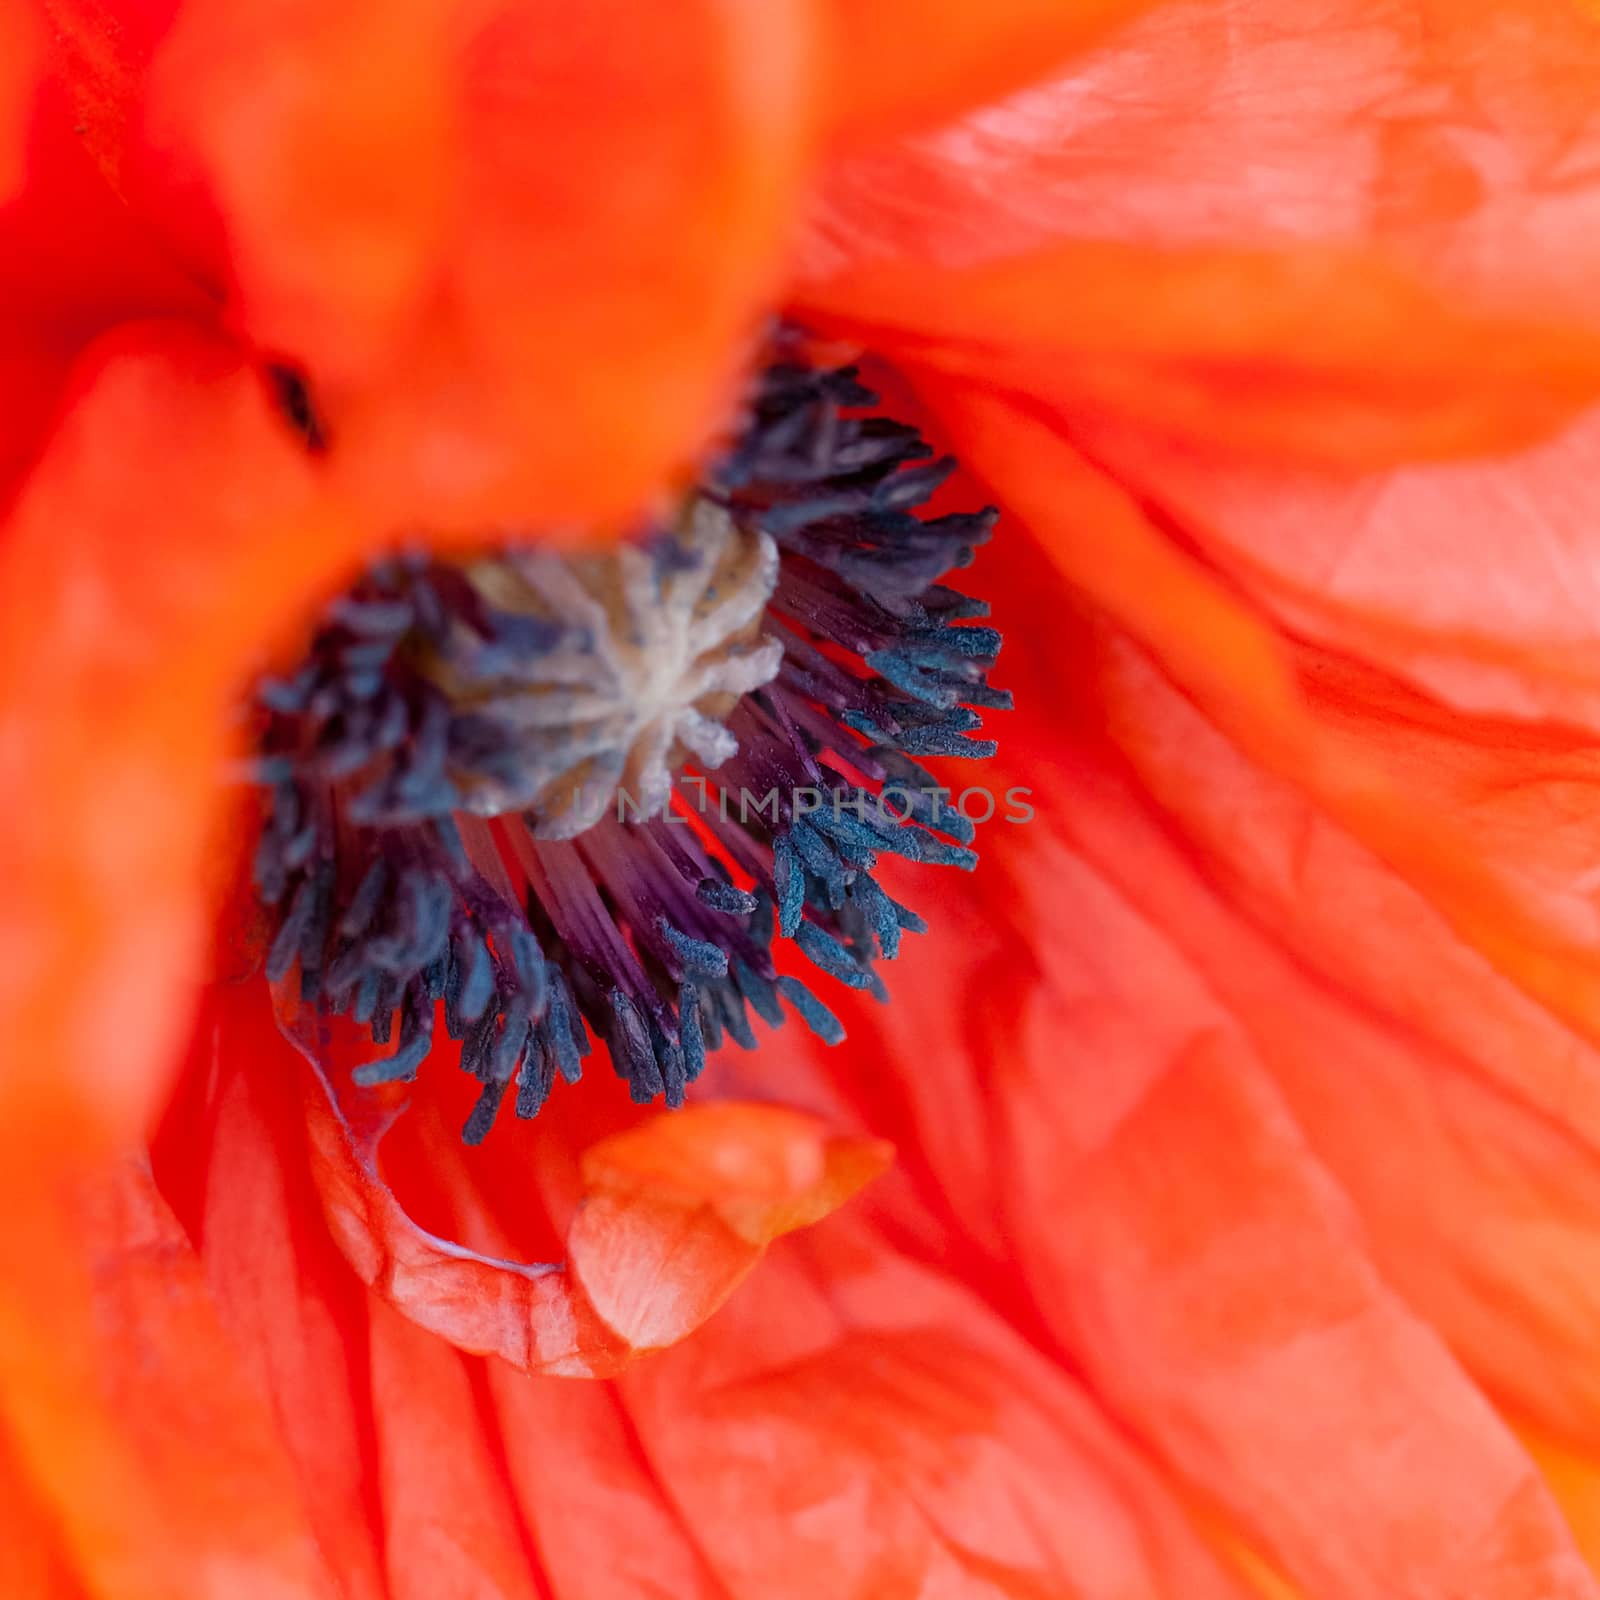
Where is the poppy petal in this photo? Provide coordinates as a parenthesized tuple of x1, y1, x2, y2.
(894, 374, 1600, 1463)
(926, 383, 1600, 1061)
(801, 243, 1600, 468)
(935, 467, 1600, 1551)
(1527, 1429, 1600, 1577)
(797, 0, 1600, 466)
(163, 981, 710, 1594)
(1067, 620, 1600, 1450)
(747, 768, 1600, 1593)
(296, 1038, 629, 1379)
(1000, 988, 1596, 1597)
(803, 0, 1600, 288)
(974, 487, 1600, 1167)
(873, 712, 1599, 1593)
(369, 1298, 546, 1600)
(0, 322, 366, 1154)
(0, 81, 216, 509)
(174, 987, 389, 1598)
(0, 1419, 87, 1600)
(569, 1106, 891, 1349)
(1073, 408, 1600, 731)
(816, 0, 1161, 148)
(0, 1155, 337, 1597)
(617, 1220, 1260, 1598)
(0, 0, 36, 196)
(148, 0, 454, 365)
(579, 1102, 894, 1246)
(152, 0, 818, 528)
(715, 401, 1600, 1588)
(487, 1360, 731, 1597)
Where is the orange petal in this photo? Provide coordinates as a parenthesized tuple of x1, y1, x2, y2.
(580, 1101, 893, 1245)
(0, 82, 216, 508)
(0, 324, 367, 1156)
(1066, 622, 1600, 1450)
(154, 0, 818, 528)
(570, 1105, 890, 1348)
(999, 1005, 1595, 1597)
(0, 1418, 86, 1600)
(843, 683, 1600, 1592)
(907, 487, 1600, 1493)
(797, 0, 1600, 466)
(1083, 635, 1600, 1176)
(148, 0, 455, 365)
(816, 0, 1162, 148)
(1054, 696, 1600, 1455)
(922, 382, 1305, 750)
(187, 964, 783, 1591)
(162, 983, 724, 1591)
(617, 1219, 1259, 1598)
(1073, 406, 1600, 731)
(802, 243, 1600, 467)
(718, 421, 1600, 1580)
(564, 1192, 770, 1355)
(733, 749, 1600, 1592)
(295, 1029, 628, 1378)
(1525, 1427, 1600, 1579)
(0, 1154, 336, 1598)
(170, 987, 388, 1598)
(926, 382, 1600, 1063)
(959, 465, 1600, 1163)
(369, 1298, 546, 1600)
(488, 1361, 731, 1598)
(803, 0, 1600, 287)
(0, 0, 37, 197)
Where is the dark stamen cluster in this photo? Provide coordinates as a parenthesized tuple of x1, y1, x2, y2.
(253, 341, 1006, 1141)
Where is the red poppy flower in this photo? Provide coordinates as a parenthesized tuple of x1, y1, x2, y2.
(9, 2, 1600, 1597)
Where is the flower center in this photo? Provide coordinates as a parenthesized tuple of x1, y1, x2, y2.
(253, 341, 1007, 1142)
(443, 501, 783, 835)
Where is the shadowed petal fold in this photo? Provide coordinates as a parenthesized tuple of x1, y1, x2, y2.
(151, 0, 818, 528)
(0, 325, 364, 1152)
